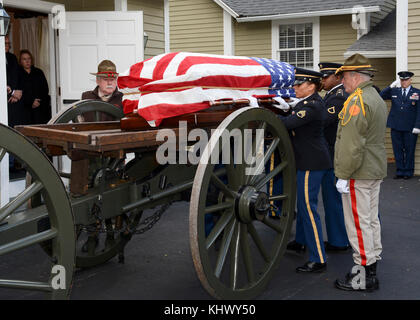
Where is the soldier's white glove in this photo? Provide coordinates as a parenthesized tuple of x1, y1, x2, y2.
(390, 79, 401, 88)
(336, 179, 350, 194)
(273, 97, 290, 111)
(288, 97, 301, 109)
(413, 128, 420, 134)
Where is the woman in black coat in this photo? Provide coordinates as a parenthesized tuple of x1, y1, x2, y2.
(19, 50, 51, 124)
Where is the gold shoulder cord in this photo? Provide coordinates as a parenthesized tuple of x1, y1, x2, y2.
(339, 88, 366, 126)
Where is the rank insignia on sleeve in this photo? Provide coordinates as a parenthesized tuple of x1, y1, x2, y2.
(328, 106, 336, 114)
(297, 110, 306, 118)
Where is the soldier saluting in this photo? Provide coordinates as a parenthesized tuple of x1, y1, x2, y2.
(380, 71, 420, 180)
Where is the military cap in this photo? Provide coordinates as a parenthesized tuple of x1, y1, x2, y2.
(335, 53, 377, 75)
(318, 62, 343, 78)
(398, 71, 414, 80)
(90, 60, 119, 78)
(294, 67, 322, 85)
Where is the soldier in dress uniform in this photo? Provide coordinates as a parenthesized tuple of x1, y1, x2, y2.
(318, 62, 350, 252)
(380, 71, 420, 179)
(280, 68, 332, 273)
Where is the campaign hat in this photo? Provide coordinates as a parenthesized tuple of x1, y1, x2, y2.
(335, 54, 377, 75)
(90, 60, 119, 78)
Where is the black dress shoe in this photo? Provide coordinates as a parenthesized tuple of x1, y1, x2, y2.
(324, 241, 350, 252)
(335, 265, 379, 292)
(393, 175, 404, 179)
(296, 261, 327, 273)
(287, 240, 306, 253)
(403, 175, 412, 180)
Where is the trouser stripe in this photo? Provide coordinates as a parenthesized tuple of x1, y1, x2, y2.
(269, 153, 275, 217)
(304, 171, 324, 263)
(349, 179, 367, 266)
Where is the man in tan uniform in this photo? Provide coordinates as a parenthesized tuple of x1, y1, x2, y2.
(333, 54, 387, 292)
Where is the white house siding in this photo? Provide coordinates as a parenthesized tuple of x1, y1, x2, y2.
(408, 0, 420, 175)
(234, 20, 271, 58)
(169, 0, 224, 54)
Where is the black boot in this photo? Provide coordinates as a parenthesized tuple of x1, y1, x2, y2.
(335, 264, 379, 292)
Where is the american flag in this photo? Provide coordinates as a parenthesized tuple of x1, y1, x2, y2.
(118, 52, 295, 126)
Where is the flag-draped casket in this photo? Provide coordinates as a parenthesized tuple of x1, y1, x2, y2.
(118, 52, 295, 126)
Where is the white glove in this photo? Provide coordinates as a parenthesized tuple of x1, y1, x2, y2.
(273, 96, 290, 111)
(390, 79, 401, 88)
(336, 179, 350, 194)
(288, 97, 302, 109)
(413, 128, 420, 134)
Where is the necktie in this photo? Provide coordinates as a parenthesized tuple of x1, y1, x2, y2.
(403, 89, 407, 100)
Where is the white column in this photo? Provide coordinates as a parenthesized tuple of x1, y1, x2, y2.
(0, 0, 9, 205)
(396, 0, 408, 74)
(223, 10, 234, 56)
(114, 0, 127, 11)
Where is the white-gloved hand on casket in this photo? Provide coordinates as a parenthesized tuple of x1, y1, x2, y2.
(288, 97, 302, 109)
(273, 96, 291, 111)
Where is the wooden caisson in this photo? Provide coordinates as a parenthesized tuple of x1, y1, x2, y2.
(1, 98, 296, 300)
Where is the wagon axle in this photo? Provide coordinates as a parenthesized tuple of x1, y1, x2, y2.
(235, 186, 271, 223)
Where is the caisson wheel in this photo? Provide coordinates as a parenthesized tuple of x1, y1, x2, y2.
(34, 100, 140, 268)
(48, 99, 124, 124)
(0, 124, 75, 299)
(189, 107, 296, 299)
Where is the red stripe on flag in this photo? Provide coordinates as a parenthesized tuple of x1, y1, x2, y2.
(141, 75, 272, 92)
(350, 179, 367, 266)
(118, 76, 149, 89)
(176, 56, 261, 76)
(138, 101, 210, 124)
(130, 61, 145, 79)
(153, 52, 180, 80)
(122, 99, 139, 114)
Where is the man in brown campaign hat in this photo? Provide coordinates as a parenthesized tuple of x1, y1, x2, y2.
(333, 54, 387, 292)
(82, 60, 123, 112)
(79, 60, 124, 252)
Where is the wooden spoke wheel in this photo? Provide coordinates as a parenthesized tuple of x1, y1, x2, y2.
(0, 124, 75, 299)
(189, 107, 296, 299)
(35, 100, 140, 268)
(48, 99, 124, 124)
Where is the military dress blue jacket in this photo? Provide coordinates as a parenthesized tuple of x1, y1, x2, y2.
(323, 84, 349, 161)
(279, 92, 332, 171)
(380, 86, 420, 131)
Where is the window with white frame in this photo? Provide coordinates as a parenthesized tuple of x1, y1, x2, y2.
(273, 18, 320, 70)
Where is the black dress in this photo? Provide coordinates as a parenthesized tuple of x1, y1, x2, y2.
(6, 52, 29, 127)
(21, 66, 51, 124)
